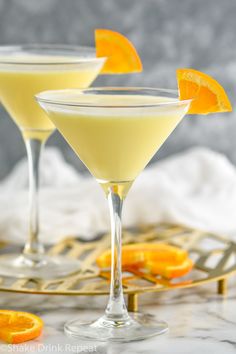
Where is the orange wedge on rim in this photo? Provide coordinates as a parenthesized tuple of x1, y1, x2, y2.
(95, 29, 143, 74)
(0, 310, 43, 344)
(177, 68, 232, 115)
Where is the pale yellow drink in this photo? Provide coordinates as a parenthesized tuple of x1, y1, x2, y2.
(41, 94, 188, 184)
(0, 55, 104, 140)
(36, 88, 191, 339)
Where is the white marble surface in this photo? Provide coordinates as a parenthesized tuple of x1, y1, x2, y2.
(0, 282, 236, 353)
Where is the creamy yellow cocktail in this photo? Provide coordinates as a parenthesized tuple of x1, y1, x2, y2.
(36, 87, 191, 341)
(0, 46, 105, 281)
(42, 94, 187, 183)
(0, 55, 104, 140)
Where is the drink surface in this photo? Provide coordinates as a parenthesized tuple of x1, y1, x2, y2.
(0, 54, 102, 140)
(45, 95, 188, 182)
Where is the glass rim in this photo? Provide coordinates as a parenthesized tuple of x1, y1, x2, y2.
(36, 87, 194, 109)
(0, 44, 106, 65)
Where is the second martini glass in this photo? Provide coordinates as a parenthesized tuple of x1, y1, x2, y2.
(36, 87, 192, 341)
(0, 45, 105, 279)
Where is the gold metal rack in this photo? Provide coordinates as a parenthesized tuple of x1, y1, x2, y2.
(0, 223, 235, 312)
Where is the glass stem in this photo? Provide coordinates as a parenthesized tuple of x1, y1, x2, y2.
(105, 186, 129, 322)
(23, 138, 45, 264)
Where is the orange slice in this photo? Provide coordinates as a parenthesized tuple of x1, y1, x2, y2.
(0, 310, 43, 344)
(96, 243, 187, 269)
(177, 68, 232, 114)
(146, 258, 193, 279)
(95, 29, 143, 74)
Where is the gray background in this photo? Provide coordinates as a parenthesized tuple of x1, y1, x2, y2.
(0, 0, 235, 179)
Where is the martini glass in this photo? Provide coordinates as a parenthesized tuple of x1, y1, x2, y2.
(0, 45, 105, 279)
(36, 87, 192, 341)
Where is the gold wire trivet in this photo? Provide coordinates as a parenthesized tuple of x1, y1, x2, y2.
(0, 223, 235, 312)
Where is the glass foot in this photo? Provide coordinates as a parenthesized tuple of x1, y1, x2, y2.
(64, 312, 168, 342)
(0, 253, 81, 279)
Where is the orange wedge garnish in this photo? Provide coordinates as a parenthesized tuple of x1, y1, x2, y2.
(96, 243, 188, 269)
(146, 258, 193, 279)
(95, 29, 143, 74)
(177, 68, 232, 114)
(0, 310, 43, 344)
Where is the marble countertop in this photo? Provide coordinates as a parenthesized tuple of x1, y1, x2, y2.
(0, 281, 236, 354)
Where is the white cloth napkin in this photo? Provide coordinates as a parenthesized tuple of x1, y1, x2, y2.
(0, 146, 236, 245)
